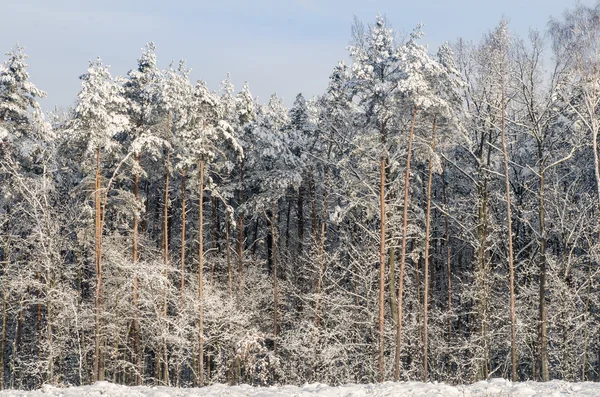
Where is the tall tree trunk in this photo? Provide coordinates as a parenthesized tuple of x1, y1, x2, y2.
(94, 145, 104, 382)
(394, 105, 418, 381)
(112, 279, 121, 385)
(537, 146, 549, 381)
(314, 170, 328, 327)
(132, 154, 142, 385)
(500, 90, 518, 381)
(198, 159, 205, 386)
(177, 167, 187, 386)
(237, 160, 244, 292)
(385, 164, 398, 327)
(475, 130, 492, 381)
(159, 113, 171, 385)
(267, 220, 273, 273)
(423, 115, 436, 381)
(377, 152, 386, 383)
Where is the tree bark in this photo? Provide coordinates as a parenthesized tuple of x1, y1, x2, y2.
(314, 170, 328, 327)
(385, 166, 398, 327)
(475, 128, 492, 381)
(132, 153, 142, 385)
(394, 105, 418, 381)
(377, 149, 386, 382)
(94, 145, 104, 382)
(159, 112, 171, 385)
(237, 159, 244, 292)
(423, 115, 436, 381)
(177, 168, 186, 385)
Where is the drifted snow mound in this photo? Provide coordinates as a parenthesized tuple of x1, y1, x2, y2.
(0, 379, 597, 396)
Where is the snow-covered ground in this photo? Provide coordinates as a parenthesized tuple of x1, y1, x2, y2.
(1, 379, 599, 397)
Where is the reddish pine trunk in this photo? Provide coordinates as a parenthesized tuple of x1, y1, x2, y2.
(377, 154, 386, 383)
(237, 160, 244, 292)
(394, 105, 418, 381)
(314, 171, 328, 327)
(94, 146, 104, 382)
(160, 114, 171, 384)
(132, 154, 142, 385)
(423, 115, 436, 381)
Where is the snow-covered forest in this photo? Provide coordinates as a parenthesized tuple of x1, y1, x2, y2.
(3, 1, 600, 391)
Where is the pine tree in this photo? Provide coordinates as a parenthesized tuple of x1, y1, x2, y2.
(0, 44, 47, 390)
(123, 41, 162, 385)
(66, 58, 129, 382)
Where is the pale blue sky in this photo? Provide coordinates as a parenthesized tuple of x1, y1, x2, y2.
(1, 0, 596, 111)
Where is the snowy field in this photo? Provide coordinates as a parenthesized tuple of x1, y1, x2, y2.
(1, 379, 599, 397)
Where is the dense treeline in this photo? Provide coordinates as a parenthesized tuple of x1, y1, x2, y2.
(2, 3, 600, 389)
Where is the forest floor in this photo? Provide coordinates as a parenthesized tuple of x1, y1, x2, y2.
(1, 379, 599, 396)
